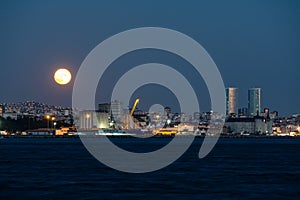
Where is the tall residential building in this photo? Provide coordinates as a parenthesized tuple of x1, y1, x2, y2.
(248, 88, 261, 116)
(226, 88, 238, 115)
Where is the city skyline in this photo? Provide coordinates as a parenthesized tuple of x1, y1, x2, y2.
(1, 2, 300, 198)
(0, 85, 289, 118)
(0, 86, 289, 119)
(0, 1, 299, 116)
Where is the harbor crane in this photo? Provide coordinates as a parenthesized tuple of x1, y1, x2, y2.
(130, 98, 140, 117)
(125, 98, 139, 129)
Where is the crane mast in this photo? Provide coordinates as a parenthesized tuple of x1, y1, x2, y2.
(130, 98, 139, 117)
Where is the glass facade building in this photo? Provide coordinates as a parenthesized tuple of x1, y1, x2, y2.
(248, 88, 261, 116)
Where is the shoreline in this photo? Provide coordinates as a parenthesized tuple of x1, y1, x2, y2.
(1, 135, 300, 139)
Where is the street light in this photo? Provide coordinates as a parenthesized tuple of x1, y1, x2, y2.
(85, 114, 91, 129)
(46, 115, 50, 129)
(155, 114, 160, 129)
(167, 119, 171, 124)
(167, 119, 172, 126)
(51, 117, 56, 129)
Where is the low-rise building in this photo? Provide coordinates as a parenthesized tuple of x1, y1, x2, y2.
(55, 127, 72, 135)
(226, 115, 273, 134)
(27, 128, 54, 136)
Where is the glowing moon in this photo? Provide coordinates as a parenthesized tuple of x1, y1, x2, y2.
(54, 68, 72, 85)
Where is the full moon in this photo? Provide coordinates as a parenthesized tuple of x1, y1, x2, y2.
(54, 68, 72, 85)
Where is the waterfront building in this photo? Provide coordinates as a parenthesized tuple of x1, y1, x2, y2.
(226, 88, 238, 115)
(226, 115, 272, 134)
(248, 88, 261, 116)
(78, 110, 109, 130)
(110, 100, 124, 125)
(98, 101, 124, 126)
(27, 128, 54, 136)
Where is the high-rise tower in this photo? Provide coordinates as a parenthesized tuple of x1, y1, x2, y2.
(226, 88, 238, 115)
(248, 88, 261, 116)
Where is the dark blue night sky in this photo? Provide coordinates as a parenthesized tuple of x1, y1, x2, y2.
(0, 0, 299, 116)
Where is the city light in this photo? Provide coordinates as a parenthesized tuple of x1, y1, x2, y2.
(45, 115, 50, 129)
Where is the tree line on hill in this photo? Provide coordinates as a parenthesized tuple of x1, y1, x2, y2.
(0, 116, 72, 133)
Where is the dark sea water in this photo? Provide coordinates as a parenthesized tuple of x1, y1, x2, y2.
(1, 137, 300, 199)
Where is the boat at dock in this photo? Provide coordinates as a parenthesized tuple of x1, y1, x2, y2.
(95, 129, 135, 136)
(75, 129, 135, 136)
